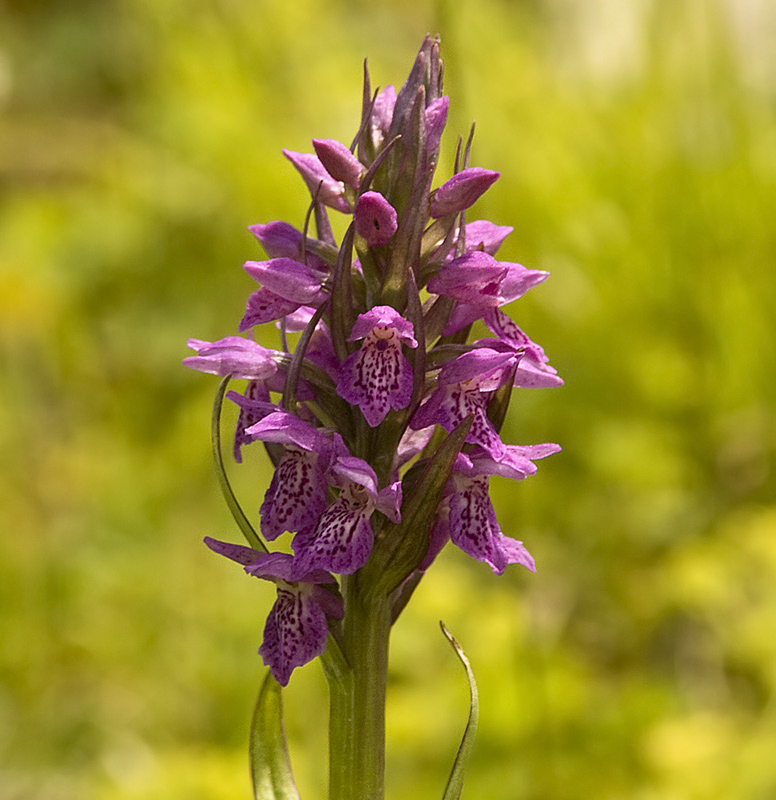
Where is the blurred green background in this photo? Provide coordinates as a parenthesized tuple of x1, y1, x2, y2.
(2, 0, 775, 798)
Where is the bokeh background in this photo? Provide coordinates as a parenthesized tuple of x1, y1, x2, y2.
(2, 0, 775, 798)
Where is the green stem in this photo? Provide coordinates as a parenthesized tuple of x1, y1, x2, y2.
(327, 575, 392, 800)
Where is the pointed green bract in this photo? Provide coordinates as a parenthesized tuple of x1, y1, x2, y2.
(250, 671, 300, 800)
(362, 415, 473, 600)
(211, 375, 267, 553)
(440, 622, 480, 800)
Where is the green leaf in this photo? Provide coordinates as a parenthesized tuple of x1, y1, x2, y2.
(250, 671, 300, 800)
(440, 621, 479, 800)
(361, 415, 473, 600)
(211, 375, 267, 552)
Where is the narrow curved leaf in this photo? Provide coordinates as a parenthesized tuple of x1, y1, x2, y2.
(211, 375, 267, 552)
(250, 671, 300, 800)
(440, 621, 479, 800)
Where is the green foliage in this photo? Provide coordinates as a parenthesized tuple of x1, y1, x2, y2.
(249, 672, 299, 800)
(2, 1, 775, 798)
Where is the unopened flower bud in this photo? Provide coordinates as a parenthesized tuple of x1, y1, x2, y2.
(430, 167, 500, 218)
(354, 191, 398, 246)
(313, 139, 364, 189)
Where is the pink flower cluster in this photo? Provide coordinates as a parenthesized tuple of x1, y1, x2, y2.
(185, 37, 561, 685)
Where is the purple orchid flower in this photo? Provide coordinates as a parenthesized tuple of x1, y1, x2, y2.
(410, 347, 521, 458)
(429, 250, 550, 335)
(336, 306, 418, 427)
(204, 537, 343, 686)
(429, 446, 557, 575)
(244, 410, 346, 541)
(293, 456, 402, 575)
(185, 37, 564, 704)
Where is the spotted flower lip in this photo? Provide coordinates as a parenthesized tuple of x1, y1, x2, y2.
(337, 306, 417, 427)
(245, 411, 347, 541)
(410, 348, 521, 458)
(203, 537, 343, 686)
(292, 457, 402, 575)
(434, 450, 553, 575)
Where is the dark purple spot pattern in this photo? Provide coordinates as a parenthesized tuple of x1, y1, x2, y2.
(293, 484, 374, 575)
(259, 584, 329, 686)
(337, 330, 413, 427)
(260, 447, 327, 540)
(448, 475, 535, 575)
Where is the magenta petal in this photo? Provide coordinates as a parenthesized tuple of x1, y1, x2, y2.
(330, 456, 379, 495)
(204, 536, 263, 566)
(347, 306, 417, 346)
(232, 380, 272, 463)
(184, 337, 278, 380)
(249, 221, 302, 258)
(427, 251, 508, 306)
(500, 264, 549, 303)
(458, 220, 513, 256)
(282, 149, 350, 213)
(243, 258, 327, 306)
(259, 585, 330, 685)
(430, 167, 500, 217)
(497, 536, 536, 573)
(246, 410, 334, 456)
(313, 138, 364, 188)
(239, 289, 301, 330)
(437, 348, 518, 387)
(374, 480, 402, 523)
(514, 361, 565, 388)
